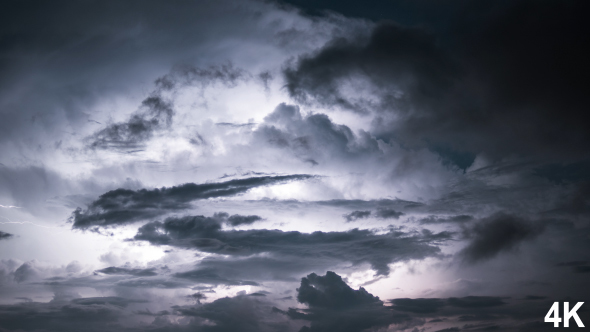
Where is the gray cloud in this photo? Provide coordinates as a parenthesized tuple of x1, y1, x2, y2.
(385, 293, 573, 332)
(172, 294, 295, 332)
(87, 95, 174, 151)
(254, 103, 382, 166)
(0, 296, 145, 332)
(1, 1, 589, 331)
(213, 212, 264, 227)
(0, 230, 13, 240)
(173, 268, 259, 286)
(419, 215, 474, 224)
(281, 271, 410, 332)
(374, 208, 404, 219)
(459, 213, 545, 264)
(94, 267, 158, 277)
(389, 298, 446, 314)
(555, 261, 590, 274)
(13, 263, 38, 283)
(283, 2, 590, 161)
(87, 63, 249, 151)
(343, 210, 371, 222)
(70, 174, 313, 229)
(341, 208, 405, 222)
(283, 22, 456, 115)
(133, 214, 452, 276)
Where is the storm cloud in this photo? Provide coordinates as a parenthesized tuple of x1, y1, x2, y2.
(70, 175, 313, 229)
(282, 271, 405, 332)
(0, 296, 146, 332)
(133, 214, 452, 275)
(342, 210, 371, 222)
(0, 230, 13, 240)
(87, 63, 249, 151)
(1, 1, 589, 331)
(459, 213, 545, 264)
(283, 1, 590, 161)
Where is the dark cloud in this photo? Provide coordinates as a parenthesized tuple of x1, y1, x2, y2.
(533, 160, 590, 185)
(556, 261, 590, 274)
(573, 266, 590, 274)
(387, 294, 571, 332)
(174, 268, 259, 286)
(389, 296, 506, 314)
(188, 292, 207, 303)
(0, 230, 13, 240)
(283, 1, 590, 161)
(95, 266, 158, 277)
(459, 213, 544, 264)
(555, 261, 587, 267)
(172, 294, 294, 332)
(435, 328, 460, 332)
(283, 22, 456, 115)
(275, 272, 573, 332)
(213, 212, 264, 227)
(343, 210, 371, 222)
(297, 271, 381, 309)
(389, 298, 446, 314)
(87, 95, 174, 151)
(154, 62, 249, 91)
(446, 297, 506, 309)
(70, 174, 313, 229)
(254, 103, 382, 166)
(114, 278, 190, 289)
(316, 198, 423, 210)
(133, 214, 452, 275)
(374, 208, 404, 219)
(548, 182, 590, 216)
(70, 296, 147, 307)
(2, 1, 589, 331)
(87, 62, 248, 151)
(420, 215, 474, 224)
(339, 207, 406, 222)
(282, 271, 407, 332)
(0, 296, 144, 332)
(177, 255, 327, 284)
(0, 0, 291, 162)
(13, 262, 38, 283)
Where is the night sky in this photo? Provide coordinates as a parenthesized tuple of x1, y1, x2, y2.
(1, 1, 589, 331)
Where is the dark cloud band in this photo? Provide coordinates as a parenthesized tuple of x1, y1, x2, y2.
(70, 174, 314, 229)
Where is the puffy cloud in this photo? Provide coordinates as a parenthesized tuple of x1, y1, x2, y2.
(282, 271, 410, 332)
(283, 1, 590, 161)
(1, 1, 589, 331)
(283, 22, 455, 115)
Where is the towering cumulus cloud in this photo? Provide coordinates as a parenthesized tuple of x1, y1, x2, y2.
(0, 0, 589, 331)
(284, 271, 402, 332)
